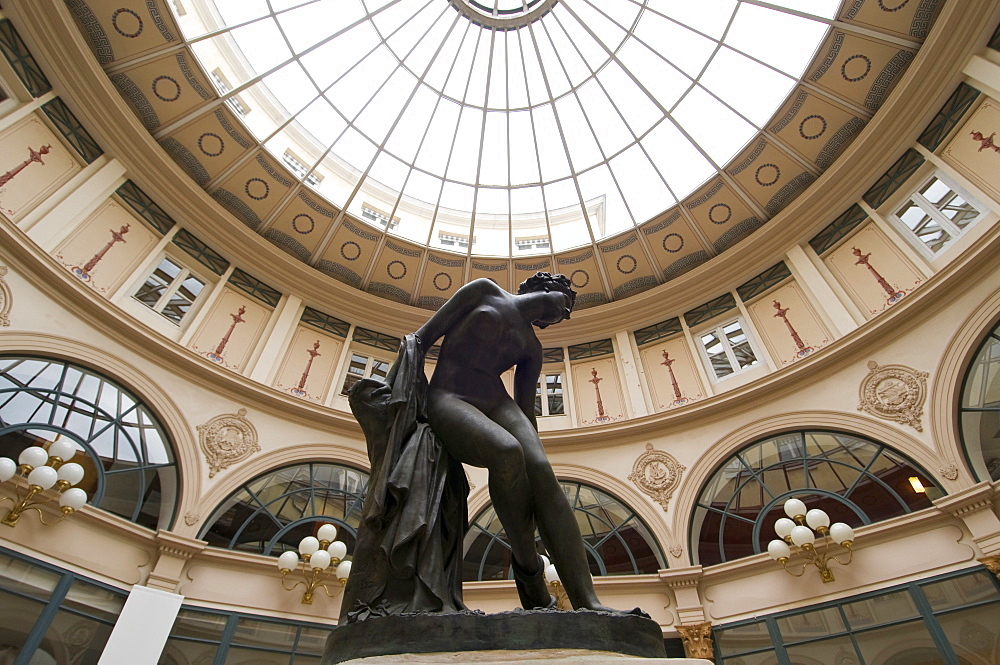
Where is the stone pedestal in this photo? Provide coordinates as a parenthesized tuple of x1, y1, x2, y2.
(337, 652, 711, 664)
(323, 610, 676, 664)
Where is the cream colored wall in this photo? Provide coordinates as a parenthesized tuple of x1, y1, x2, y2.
(1, 0, 1000, 643)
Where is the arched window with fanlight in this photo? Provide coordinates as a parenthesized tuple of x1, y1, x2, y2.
(960, 318, 1000, 481)
(200, 462, 369, 556)
(0, 356, 179, 529)
(462, 480, 666, 581)
(690, 430, 944, 566)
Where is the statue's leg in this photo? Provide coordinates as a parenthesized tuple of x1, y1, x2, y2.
(491, 402, 618, 612)
(427, 393, 549, 607)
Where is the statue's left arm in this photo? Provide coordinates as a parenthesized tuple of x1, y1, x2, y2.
(514, 350, 543, 430)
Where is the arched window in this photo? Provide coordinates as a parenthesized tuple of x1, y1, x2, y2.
(0, 356, 179, 529)
(960, 318, 1000, 481)
(200, 463, 369, 555)
(463, 480, 666, 581)
(691, 430, 942, 566)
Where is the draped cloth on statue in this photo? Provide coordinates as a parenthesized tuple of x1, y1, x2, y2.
(341, 334, 469, 622)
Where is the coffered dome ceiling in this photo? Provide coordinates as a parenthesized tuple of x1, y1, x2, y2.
(66, 0, 939, 309)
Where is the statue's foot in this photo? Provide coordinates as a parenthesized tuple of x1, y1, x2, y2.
(512, 556, 557, 610)
(575, 602, 650, 618)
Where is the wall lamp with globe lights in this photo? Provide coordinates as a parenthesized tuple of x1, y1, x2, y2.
(767, 497, 856, 583)
(276, 523, 352, 604)
(0, 440, 88, 527)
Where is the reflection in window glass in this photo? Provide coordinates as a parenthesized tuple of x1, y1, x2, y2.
(892, 173, 985, 254)
(715, 569, 1000, 665)
(0, 357, 179, 530)
(200, 462, 369, 555)
(463, 480, 665, 581)
(699, 320, 758, 379)
(692, 430, 941, 565)
(133, 257, 207, 324)
(960, 319, 1000, 482)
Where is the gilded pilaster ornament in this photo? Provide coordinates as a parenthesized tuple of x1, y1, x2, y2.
(676, 621, 715, 661)
(0, 264, 11, 326)
(197, 408, 260, 477)
(980, 555, 1000, 581)
(857, 360, 928, 431)
(628, 443, 686, 511)
(939, 463, 959, 481)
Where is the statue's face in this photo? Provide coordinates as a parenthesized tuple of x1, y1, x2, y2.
(533, 290, 574, 328)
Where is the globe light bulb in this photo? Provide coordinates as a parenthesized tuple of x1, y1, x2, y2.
(774, 517, 795, 539)
(59, 487, 87, 511)
(0, 457, 16, 483)
(328, 541, 347, 561)
(767, 539, 791, 561)
(540, 554, 550, 570)
(27, 465, 58, 490)
(790, 525, 816, 548)
(830, 522, 855, 545)
(298, 536, 320, 556)
(309, 550, 331, 570)
(317, 524, 338, 543)
(48, 439, 76, 462)
(783, 498, 807, 520)
(18, 446, 49, 469)
(57, 462, 85, 486)
(335, 560, 352, 580)
(805, 509, 830, 531)
(277, 550, 300, 572)
(544, 563, 560, 583)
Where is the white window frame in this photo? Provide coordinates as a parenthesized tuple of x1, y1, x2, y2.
(886, 170, 988, 258)
(695, 317, 761, 381)
(131, 255, 210, 326)
(535, 372, 564, 417)
(340, 350, 392, 395)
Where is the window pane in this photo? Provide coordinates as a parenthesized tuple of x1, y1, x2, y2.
(41, 608, 116, 663)
(233, 617, 299, 647)
(724, 321, 757, 369)
(370, 360, 390, 381)
(134, 258, 179, 307)
(853, 620, 938, 664)
(701, 331, 733, 378)
(546, 374, 563, 415)
(223, 646, 289, 664)
(843, 590, 918, 629)
(785, 635, 858, 663)
(0, 552, 63, 601)
(776, 607, 845, 643)
(922, 571, 1000, 611)
(935, 602, 1000, 663)
(169, 609, 228, 640)
(715, 621, 772, 657)
(0, 588, 47, 650)
(161, 639, 219, 664)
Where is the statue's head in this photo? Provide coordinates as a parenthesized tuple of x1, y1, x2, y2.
(517, 271, 577, 328)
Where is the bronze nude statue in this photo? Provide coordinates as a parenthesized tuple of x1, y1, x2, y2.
(341, 272, 619, 622)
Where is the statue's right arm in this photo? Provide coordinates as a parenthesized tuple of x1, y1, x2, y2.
(414, 278, 497, 347)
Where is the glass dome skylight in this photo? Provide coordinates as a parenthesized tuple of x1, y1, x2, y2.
(172, 0, 838, 257)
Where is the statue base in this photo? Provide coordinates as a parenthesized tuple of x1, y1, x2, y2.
(335, 652, 710, 664)
(323, 609, 670, 664)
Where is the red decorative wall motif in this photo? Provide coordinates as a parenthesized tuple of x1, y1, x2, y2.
(208, 305, 246, 363)
(853, 246, 905, 305)
(0, 145, 51, 188)
(72, 224, 130, 282)
(291, 341, 321, 397)
(660, 351, 689, 406)
(773, 300, 814, 359)
(588, 368, 612, 424)
(970, 130, 1000, 154)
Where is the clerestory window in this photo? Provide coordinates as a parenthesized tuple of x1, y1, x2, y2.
(133, 256, 207, 325)
(890, 173, 986, 255)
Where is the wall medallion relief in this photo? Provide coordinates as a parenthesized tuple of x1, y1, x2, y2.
(939, 462, 959, 481)
(857, 360, 928, 431)
(628, 443, 686, 511)
(197, 408, 260, 477)
(0, 264, 11, 326)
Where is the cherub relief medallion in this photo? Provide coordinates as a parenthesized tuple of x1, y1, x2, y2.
(197, 408, 260, 477)
(858, 360, 928, 431)
(628, 443, 686, 511)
